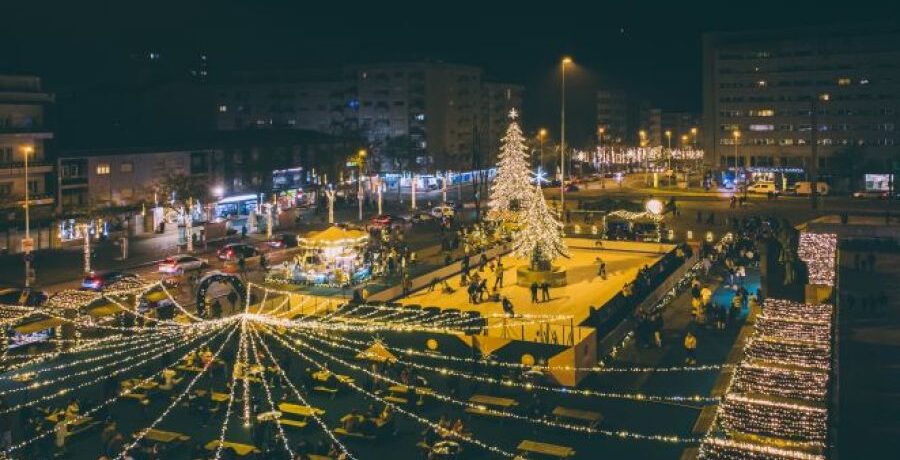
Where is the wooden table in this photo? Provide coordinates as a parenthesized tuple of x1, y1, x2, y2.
(204, 440, 260, 456)
(141, 429, 190, 443)
(388, 385, 435, 396)
(552, 406, 603, 427)
(278, 402, 324, 417)
(210, 391, 230, 402)
(517, 440, 575, 458)
(256, 411, 282, 422)
(10, 372, 35, 382)
(46, 413, 93, 427)
(468, 394, 518, 408)
(312, 370, 354, 384)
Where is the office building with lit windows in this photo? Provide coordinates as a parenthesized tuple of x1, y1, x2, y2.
(702, 23, 900, 179)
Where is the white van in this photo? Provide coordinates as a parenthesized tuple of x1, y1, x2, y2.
(746, 182, 778, 194)
(793, 181, 829, 196)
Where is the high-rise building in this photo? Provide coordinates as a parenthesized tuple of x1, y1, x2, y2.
(595, 87, 661, 146)
(480, 81, 524, 165)
(213, 62, 522, 171)
(0, 74, 55, 216)
(702, 24, 900, 174)
(661, 111, 701, 147)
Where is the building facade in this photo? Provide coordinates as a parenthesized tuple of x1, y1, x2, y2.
(0, 74, 54, 216)
(213, 62, 522, 171)
(702, 24, 900, 175)
(595, 88, 662, 146)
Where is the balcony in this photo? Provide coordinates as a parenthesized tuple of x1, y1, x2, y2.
(0, 125, 54, 139)
(0, 161, 54, 176)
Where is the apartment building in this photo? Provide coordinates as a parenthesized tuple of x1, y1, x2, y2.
(0, 74, 54, 215)
(702, 23, 900, 173)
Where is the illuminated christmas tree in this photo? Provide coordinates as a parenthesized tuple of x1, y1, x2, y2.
(514, 184, 569, 270)
(488, 109, 533, 221)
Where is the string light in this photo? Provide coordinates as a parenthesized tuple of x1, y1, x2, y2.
(245, 324, 295, 459)
(700, 437, 825, 460)
(730, 362, 828, 402)
(118, 322, 240, 459)
(265, 325, 699, 444)
(248, 324, 356, 460)
(213, 321, 243, 460)
(297, 327, 716, 404)
(5, 325, 228, 455)
(797, 233, 837, 286)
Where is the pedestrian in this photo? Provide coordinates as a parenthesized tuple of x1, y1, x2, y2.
(241, 225, 248, 238)
(501, 296, 515, 316)
(467, 282, 477, 304)
(493, 269, 504, 289)
(696, 210, 702, 223)
(428, 277, 438, 292)
(683, 331, 697, 365)
(212, 300, 223, 319)
(530, 282, 539, 304)
(540, 282, 551, 302)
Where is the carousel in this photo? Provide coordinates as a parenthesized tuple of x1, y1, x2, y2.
(272, 226, 371, 287)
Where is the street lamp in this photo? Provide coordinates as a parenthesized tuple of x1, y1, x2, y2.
(538, 129, 547, 176)
(810, 93, 830, 210)
(597, 127, 605, 172)
(732, 129, 741, 189)
(357, 149, 367, 221)
(560, 56, 572, 219)
(21, 145, 34, 287)
(665, 130, 672, 171)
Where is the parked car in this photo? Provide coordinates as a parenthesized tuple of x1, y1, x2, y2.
(81, 271, 140, 291)
(216, 243, 260, 261)
(267, 233, 299, 249)
(158, 254, 208, 274)
(409, 212, 435, 224)
(370, 214, 408, 229)
(430, 205, 455, 218)
(746, 182, 778, 194)
(852, 190, 889, 199)
(0, 287, 49, 306)
(793, 181, 829, 196)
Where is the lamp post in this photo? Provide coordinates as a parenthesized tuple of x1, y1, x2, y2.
(538, 128, 547, 176)
(732, 129, 741, 188)
(186, 197, 193, 252)
(665, 129, 672, 172)
(21, 145, 33, 287)
(810, 93, 829, 210)
(357, 149, 367, 221)
(560, 56, 572, 219)
(597, 127, 605, 173)
(639, 130, 648, 184)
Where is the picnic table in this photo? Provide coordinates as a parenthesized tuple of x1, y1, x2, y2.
(312, 370, 354, 384)
(468, 394, 518, 408)
(204, 440, 260, 456)
(10, 372, 35, 383)
(210, 391, 230, 402)
(278, 402, 325, 417)
(175, 365, 205, 373)
(46, 413, 92, 426)
(256, 411, 282, 422)
(552, 406, 603, 427)
(517, 440, 576, 458)
(122, 379, 158, 392)
(140, 429, 190, 443)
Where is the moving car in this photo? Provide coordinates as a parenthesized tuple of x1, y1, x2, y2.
(370, 214, 408, 229)
(216, 243, 260, 261)
(409, 212, 435, 224)
(0, 287, 49, 306)
(430, 205, 455, 218)
(793, 181, 829, 196)
(746, 182, 778, 194)
(158, 254, 208, 274)
(852, 190, 889, 199)
(267, 233, 299, 249)
(81, 271, 140, 291)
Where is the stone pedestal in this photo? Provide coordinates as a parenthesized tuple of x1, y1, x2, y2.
(515, 265, 568, 287)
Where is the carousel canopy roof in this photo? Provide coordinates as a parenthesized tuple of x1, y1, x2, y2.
(300, 226, 368, 246)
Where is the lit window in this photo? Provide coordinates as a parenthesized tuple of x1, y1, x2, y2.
(120, 162, 133, 173)
(749, 124, 775, 131)
(757, 80, 767, 87)
(860, 79, 870, 85)
(218, 105, 228, 112)
(838, 78, 851, 86)
(414, 113, 426, 121)
(96, 164, 110, 175)
(753, 109, 775, 117)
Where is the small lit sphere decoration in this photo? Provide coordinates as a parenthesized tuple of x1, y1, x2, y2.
(645, 199, 664, 215)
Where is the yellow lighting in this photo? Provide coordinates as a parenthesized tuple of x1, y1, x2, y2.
(645, 199, 664, 215)
(732, 130, 741, 139)
(561, 56, 573, 64)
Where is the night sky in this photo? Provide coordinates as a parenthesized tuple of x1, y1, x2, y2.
(0, 1, 890, 146)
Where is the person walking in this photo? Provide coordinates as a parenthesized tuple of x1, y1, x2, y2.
(493, 268, 504, 290)
(501, 297, 515, 317)
(683, 331, 697, 365)
(540, 282, 550, 302)
(530, 282, 539, 304)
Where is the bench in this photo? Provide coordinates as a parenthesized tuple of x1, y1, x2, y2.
(67, 420, 102, 438)
(383, 395, 409, 405)
(333, 428, 376, 440)
(141, 429, 191, 443)
(277, 402, 325, 417)
(277, 418, 308, 429)
(313, 385, 339, 396)
(552, 406, 603, 428)
(204, 440, 260, 456)
(517, 440, 576, 458)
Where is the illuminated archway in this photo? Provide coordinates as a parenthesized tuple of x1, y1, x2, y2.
(195, 272, 246, 317)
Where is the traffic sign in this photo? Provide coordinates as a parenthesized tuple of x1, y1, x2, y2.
(21, 237, 34, 254)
